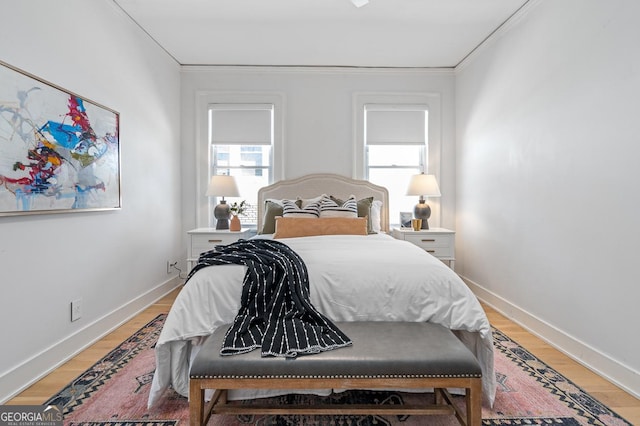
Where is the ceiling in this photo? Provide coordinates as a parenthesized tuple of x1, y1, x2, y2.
(113, 0, 530, 68)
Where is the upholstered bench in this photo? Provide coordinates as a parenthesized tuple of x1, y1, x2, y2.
(189, 322, 482, 426)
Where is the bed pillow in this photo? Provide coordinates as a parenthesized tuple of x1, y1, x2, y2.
(259, 199, 285, 234)
(282, 199, 320, 218)
(320, 195, 358, 218)
(371, 200, 383, 233)
(331, 195, 374, 233)
(273, 217, 368, 239)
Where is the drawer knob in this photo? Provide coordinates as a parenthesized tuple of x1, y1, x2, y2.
(208, 239, 223, 243)
(421, 239, 436, 242)
(426, 249, 435, 253)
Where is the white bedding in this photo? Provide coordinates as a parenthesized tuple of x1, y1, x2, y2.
(147, 233, 496, 407)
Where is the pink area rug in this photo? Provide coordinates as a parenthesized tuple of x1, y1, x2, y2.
(45, 314, 632, 425)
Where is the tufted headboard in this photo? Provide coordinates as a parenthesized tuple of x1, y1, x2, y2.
(257, 174, 389, 233)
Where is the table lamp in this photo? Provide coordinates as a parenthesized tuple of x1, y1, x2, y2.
(406, 173, 441, 230)
(206, 175, 240, 230)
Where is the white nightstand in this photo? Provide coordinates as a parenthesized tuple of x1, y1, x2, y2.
(187, 228, 251, 271)
(392, 227, 456, 269)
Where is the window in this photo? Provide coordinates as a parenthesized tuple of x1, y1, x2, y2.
(209, 104, 274, 226)
(364, 104, 428, 225)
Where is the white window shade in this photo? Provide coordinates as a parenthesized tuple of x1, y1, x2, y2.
(210, 104, 273, 145)
(365, 105, 427, 145)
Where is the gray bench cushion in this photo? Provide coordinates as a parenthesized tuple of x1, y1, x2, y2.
(190, 322, 481, 379)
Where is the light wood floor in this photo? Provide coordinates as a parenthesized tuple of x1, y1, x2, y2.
(7, 287, 640, 424)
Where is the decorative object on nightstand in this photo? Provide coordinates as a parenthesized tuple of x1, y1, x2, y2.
(229, 200, 246, 232)
(406, 173, 441, 230)
(392, 227, 455, 269)
(206, 175, 240, 230)
(399, 212, 412, 228)
(187, 228, 251, 271)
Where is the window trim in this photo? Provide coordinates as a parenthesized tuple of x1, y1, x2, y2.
(352, 92, 441, 181)
(195, 92, 285, 227)
(364, 104, 428, 181)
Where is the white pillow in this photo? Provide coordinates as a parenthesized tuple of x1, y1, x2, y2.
(370, 200, 383, 233)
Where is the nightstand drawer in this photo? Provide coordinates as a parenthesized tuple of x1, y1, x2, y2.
(187, 228, 251, 270)
(191, 233, 239, 256)
(391, 227, 455, 268)
(403, 234, 452, 248)
(414, 245, 454, 258)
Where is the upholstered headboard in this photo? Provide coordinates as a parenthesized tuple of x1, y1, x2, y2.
(257, 174, 389, 233)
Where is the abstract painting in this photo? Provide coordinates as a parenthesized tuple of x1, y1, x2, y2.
(0, 60, 120, 216)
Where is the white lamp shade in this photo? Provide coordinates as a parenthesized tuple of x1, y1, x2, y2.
(406, 174, 441, 197)
(206, 175, 240, 197)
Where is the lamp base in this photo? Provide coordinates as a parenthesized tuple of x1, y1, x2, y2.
(414, 202, 431, 230)
(214, 201, 231, 230)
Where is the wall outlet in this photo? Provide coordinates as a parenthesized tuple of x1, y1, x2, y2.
(71, 298, 82, 322)
(167, 260, 178, 274)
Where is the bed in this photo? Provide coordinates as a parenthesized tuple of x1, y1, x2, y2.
(147, 173, 496, 408)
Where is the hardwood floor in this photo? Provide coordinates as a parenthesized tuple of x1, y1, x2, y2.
(7, 287, 640, 424)
(484, 304, 640, 424)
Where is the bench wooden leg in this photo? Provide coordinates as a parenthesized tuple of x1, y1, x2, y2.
(466, 379, 482, 426)
(189, 379, 204, 426)
(434, 385, 481, 426)
(190, 382, 226, 426)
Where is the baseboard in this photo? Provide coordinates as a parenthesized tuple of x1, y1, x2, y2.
(0, 277, 182, 404)
(461, 275, 640, 400)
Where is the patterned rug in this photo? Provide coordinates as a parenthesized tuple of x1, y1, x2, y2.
(45, 314, 633, 426)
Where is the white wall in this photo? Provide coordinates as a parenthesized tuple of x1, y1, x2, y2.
(456, 0, 640, 396)
(180, 67, 456, 232)
(0, 0, 182, 401)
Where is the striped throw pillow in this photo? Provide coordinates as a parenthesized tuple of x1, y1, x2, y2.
(319, 195, 358, 218)
(282, 199, 320, 218)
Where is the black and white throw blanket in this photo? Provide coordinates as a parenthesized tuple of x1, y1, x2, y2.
(189, 239, 352, 358)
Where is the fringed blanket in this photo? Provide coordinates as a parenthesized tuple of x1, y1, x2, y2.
(188, 239, 352, 358)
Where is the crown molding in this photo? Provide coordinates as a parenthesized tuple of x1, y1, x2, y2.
(455, 0, 543, 73)
(181, 64, 455, 76)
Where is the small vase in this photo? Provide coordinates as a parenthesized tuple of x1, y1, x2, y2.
(230, 214, 241, 232)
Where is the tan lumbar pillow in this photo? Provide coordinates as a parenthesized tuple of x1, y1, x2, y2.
(273, 217, 368, 239)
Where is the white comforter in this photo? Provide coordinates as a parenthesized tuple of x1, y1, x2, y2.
(148, 233, 496, 407)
